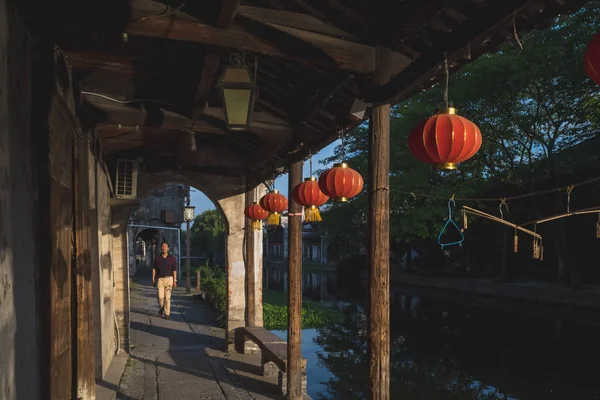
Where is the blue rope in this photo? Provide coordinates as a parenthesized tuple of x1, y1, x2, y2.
(437, 199, 465, 249)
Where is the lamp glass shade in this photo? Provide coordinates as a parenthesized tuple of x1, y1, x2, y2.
(218, 66, 256, 131)
(183, 206, 195, 222)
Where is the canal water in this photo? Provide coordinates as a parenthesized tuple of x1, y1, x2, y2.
(266, 268, 600, 399)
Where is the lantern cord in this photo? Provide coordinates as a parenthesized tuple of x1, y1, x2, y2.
(513, 10, 524, 50)
(567, 185, 574, 213)
(499, 198, 509, 220)
(437, 198, 465, 249)
(443, 55, 450, 108)
(340, 129, 346, 162)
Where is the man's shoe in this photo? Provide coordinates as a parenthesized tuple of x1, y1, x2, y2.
(164, 315, 170, 320)
(158, 307, 164, 316)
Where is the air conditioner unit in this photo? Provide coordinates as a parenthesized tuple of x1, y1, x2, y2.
(115, 159, 138, 199)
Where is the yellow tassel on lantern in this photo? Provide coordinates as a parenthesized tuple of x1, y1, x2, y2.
(251, 220, 262, 230)
(266, 212, 281, 226)
(305, 206, 322, 223)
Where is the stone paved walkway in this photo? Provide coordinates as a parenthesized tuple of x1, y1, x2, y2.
(114, 277, 287, 400)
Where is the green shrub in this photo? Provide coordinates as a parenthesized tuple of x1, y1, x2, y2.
(200, 267, 344, 330)
(199, 264, 227, 326)
(262, 291, 344, 330)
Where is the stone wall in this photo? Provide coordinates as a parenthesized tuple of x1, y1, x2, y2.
(0, 2, 39, 398)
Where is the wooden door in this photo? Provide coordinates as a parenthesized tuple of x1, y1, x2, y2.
(48, 118, 74, 400)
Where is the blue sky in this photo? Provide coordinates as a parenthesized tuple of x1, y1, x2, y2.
(190, 140, 340, 213)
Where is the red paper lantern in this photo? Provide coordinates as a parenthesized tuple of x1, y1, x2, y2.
(318, 163, 364, 202)
(408, 107, 482, 171)
(244, 202, 268, 230)
(585, 30, 600, 86)
(259, 190, 288, 225)
(292, 177, 329, 222)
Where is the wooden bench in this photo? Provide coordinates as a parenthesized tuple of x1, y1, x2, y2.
(235, 326, 307, 395)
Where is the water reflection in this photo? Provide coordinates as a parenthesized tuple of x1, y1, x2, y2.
(284, 301, 600, 400)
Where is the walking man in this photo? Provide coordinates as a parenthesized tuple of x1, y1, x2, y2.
(152, 241, 177, 319)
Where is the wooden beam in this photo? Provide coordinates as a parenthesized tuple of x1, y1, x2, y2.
(191, 53, 220, 121)
(367, 46, 392, 400)
(191, 0, 240, 121)
(125, 16, 411, 74)
(245, 187, 256, 327)
(300, 73, 354, 125)
(287, 157, 304, 399)
(371, 0, 541, 103)
(237, 5, 358, 40)
(81, 95, 293, 140)
(217, 0, 242, 28)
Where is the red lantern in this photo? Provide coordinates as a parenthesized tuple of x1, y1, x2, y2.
(407, 107, 482, 171)
(244, 202, 268, 230)
(292, 177, 329, 222)
(585, 30, 600, 86)
(318, 162, 364, 202)
(259, 190, 288, 225)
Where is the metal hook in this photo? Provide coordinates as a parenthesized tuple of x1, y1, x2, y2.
(499, 198, 509, 220)
(567, 185, 574, 213)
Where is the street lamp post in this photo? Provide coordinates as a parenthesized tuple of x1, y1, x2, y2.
(183, 190, 195, 294)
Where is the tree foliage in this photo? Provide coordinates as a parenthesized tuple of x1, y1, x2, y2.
(189, 209, 225, 261)
(319, 2, 600, 263)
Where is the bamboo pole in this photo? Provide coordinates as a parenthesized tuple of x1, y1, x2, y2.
(519, 206, 600, 226)
(462, 206, 541, 239)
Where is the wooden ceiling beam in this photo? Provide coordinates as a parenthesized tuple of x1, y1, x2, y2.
(371, 0, 545, 103)
(81, 95, 292, 141)
(191, 0, 241, 122)
(236, 5, 358, 40)
(124, 14, 411, 74)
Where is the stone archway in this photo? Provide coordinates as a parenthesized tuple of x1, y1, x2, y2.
(109, 170, 265, 351)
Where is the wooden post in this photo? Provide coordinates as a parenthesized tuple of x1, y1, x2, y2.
(367, 46, 392, 400)
(245, 188, 256, 326)
(186, 186, 192, 294)
(287, 158, 303, 399)
(196, 270, 201, 293)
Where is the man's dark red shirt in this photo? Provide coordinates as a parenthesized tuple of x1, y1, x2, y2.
(154, 254, 177, 278)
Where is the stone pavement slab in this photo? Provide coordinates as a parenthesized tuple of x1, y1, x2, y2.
(109, 277, 301, 400)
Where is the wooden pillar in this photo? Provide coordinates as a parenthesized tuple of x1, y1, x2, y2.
(367, 46, 392, 400)
(287, 159, 304, 399)
(245, 188, 256, 327)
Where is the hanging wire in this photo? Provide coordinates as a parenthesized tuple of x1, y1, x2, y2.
(499, 198, 509, 220)
(393, 175, 600, 202)
(443, 55, 450, 108)
(308, 149, 313, 177)
(130, 1, 186, 24)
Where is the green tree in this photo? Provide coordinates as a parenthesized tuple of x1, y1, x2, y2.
(189, 209, 225, 262)
(320, 2, 600, 283)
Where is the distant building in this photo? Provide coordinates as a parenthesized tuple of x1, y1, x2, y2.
(264, 215, 328, 264)
(127, 183, 188, 277)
